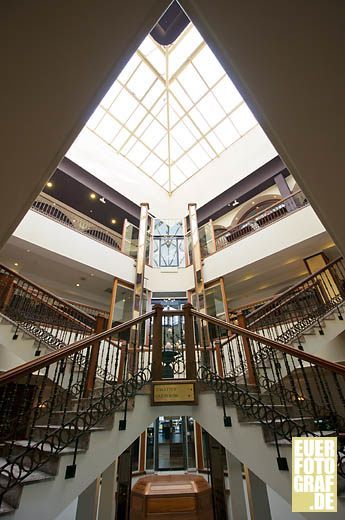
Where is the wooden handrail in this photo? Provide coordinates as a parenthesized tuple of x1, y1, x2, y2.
(229, 294, 278, 315)
(0, 264, 96, 323)
(0, 310, 155, 385)
(190, 308, 345, 377)
(215, 190, 306, 241)
(65, 299, 110, 317)
(246, 256, 343, 321)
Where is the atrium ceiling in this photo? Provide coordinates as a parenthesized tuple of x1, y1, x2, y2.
(1, 1, 345, 257)
(83, 9, 258, 194)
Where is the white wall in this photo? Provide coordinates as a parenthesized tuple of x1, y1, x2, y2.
(67, 128, 166, 215)
(67, 126, 277, 219)
(267, 486, 304, 520)
(54, 500, 77, 520)
(13, 211, 136, 283)
(204, 206, 326, 283)
(172, 125, 277, 217)
(145, 265, 194, 293)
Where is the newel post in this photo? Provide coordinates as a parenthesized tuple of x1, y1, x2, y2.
(152, 304, 163, 381)
(84, 314, 107, 396)
(183, 303, 197, 380)
(237, 312, 256, 386)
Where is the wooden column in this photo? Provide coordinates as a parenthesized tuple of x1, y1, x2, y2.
(115, 446, 132, 520)
(207, 433, 228, 520)
(214, 339, 224, 378)
(151, 304, 163, 381)
(107, 277, 118, 328)
(195, 421, 204, 470)
(183, 303, 197, 380)
(84, 315, 107, 396)
(220, 277, 230, 322)
(237, 312, 256, 386)
(0, 275, 15, 312)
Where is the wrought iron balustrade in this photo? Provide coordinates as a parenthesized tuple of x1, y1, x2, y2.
(31, 193, 123, 251)
(0, 264, 96, 349)
(0, 311, 154, 505)
(245, 256, 345, 344)
(201, 190, 309, 257)
(190, 308, 345, 478)
(1, 296, 345, 507)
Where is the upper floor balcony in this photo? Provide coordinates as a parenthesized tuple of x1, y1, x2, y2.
(198, 190, 309, 259)
(9, 187, 327, 293)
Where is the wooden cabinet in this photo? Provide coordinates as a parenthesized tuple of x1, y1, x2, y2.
(131, 474, 214, 520)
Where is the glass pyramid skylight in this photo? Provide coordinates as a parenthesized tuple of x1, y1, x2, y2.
(86, 23, 257, 193)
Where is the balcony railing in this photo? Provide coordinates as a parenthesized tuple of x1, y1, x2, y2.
(200, 190, 309, 258)
(31, 193, 123, 251)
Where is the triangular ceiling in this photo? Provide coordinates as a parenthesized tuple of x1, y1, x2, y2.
(84, 7, 258, 194)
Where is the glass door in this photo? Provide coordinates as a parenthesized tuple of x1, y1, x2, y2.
(155, 416, 186, 470)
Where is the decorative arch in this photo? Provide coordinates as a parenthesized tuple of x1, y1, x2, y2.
(230, 194, 282, 227)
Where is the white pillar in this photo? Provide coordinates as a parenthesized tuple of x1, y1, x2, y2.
(98, 460, 117, 520)
(245, 466, 272, 520)
(76, 479, 100, 520)
(226, 451, 248, 520)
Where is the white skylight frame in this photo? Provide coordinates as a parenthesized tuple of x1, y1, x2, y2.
(86, 23, 258, 194)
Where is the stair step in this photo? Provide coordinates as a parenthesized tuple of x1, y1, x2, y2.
(6, 440, 87, 455)
(0, 501, 14, 516)
(4, 441, 86, 476)
(0, 457, 53, 485)
(35, 411, 114, 428)
(70, 396, 134, 412)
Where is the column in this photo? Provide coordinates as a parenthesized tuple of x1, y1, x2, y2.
(274, 173, 296, 211)
(207, 433, 228, 520)
(188, 203, 206, 313)
(97, 460, 117, 520)
(133, 203, 150, 318)
(245, 466, 272, 520)
(76, 479, 99, 520)
(115, 446, 132, 519)
(226, 451, 247, 520)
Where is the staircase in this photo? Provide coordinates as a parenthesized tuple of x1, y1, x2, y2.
(0, 264, 345, 517)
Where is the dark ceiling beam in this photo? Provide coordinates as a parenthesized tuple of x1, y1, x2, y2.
(197, 156, 287, 225)
(0, 0, 170, 249)
(58, 158, 141, 222)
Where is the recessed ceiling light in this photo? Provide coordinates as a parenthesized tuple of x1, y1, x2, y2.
(251, 201, 255, 205)
(90, 273, 94, 277)
(76, 283, 80, 287)
(26, 249, 30, 253)
(46, 181, 53, 188)
(99, 197, 106, 204)
(90, 193, 97, 200)
(111, 219, 116, 224)
(14, 262, 18, 267)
